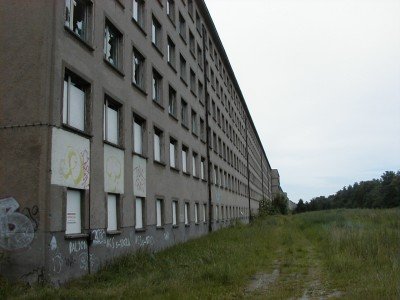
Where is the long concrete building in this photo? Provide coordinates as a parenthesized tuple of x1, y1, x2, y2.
(0, 0, 273, 284)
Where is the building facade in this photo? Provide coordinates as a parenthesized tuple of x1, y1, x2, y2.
(0, 0, 273, 284)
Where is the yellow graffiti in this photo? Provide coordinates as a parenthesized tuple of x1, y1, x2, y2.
(60, 146, 84, 186)
(106, 156, 122, 192)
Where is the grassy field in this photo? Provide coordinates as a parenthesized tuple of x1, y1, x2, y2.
(1, 208, 399, 299)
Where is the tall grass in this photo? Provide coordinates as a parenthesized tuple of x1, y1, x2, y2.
(1, 209, 398, 299)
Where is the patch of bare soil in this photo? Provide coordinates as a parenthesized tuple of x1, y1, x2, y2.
(245, 260, 280, 294)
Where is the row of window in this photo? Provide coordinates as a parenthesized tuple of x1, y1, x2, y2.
(65, 188, 248, 235)
(65, 0, 249, 159)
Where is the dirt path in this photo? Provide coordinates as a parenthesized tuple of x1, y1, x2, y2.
(245, 237, 343, 299)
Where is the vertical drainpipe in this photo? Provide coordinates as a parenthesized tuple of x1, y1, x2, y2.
(245, 118, 251, 221)
(261, 154, 264, 199)
(202, 24, 212, 233)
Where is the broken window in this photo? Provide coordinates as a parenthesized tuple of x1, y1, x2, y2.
(65, 0, 91, 40)
(132, 48, 145, 89)
(104, 20, 122, 68)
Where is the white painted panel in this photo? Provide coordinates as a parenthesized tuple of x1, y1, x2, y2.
(69, 83, 85, 131)
(203, 204, 206, 222)
(104, 144, 124, 193)
(169, 143, 175, 168)
(154, 133, 161, 161)
(107, 106, 118, 144)
(156, 199, 162, 227)
(66, 189, 81, 234)
(51, 128, 90, 189)
(201, 161, 204, 179)
(133, 122, 142, 154)
(172, 201, 177, 225)
(133, 155, 146, 197)
(107, 194, 117, 231)
(135, 197, 143, 229)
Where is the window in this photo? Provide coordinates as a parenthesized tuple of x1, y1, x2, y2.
(169, 138, 177, 168)
(215, 205, 219, 222)
(181, 99, 188, 127)
(132, 48, 145, 89)
(152, 16, 162, 49)
(135, 197, 145, 229)
(63, 71, 87, 131)
(189, 30, 195, 55)
(154, 128, 163, 162)
(212, 101, 216, 119)
(180, 54, 187, 82)
(152, 69, 163, 103)
(184, 202, 189, 225)
(182, 146, 188, 173)
(156, 198, 164, 227)
(179, 13, 186, 41)
(167, 37, 176, 67)
(168, 85, 177, 117)
(66, 189, 82, 234)
(133, 0, 145, 28)
(190, 69, 196, 94)
(167, 0, 175, 22)
(172, 200, 178, 226)
(200, 157, 205, 180)
(104, 97, 120, 145)
(104, 20, 122, 68)
(194, 202, 199, 224)
(133, 116, 145, 155)
(200, 118, 205, 141)
(107, 194, 118, 231)
(191, 110, 197, 135)
(188, 0, 194, 17)
(197, 44, 203, 67)
(210, 69, 215, 88)
(203, 203, 207, 222)
(198, 80, 204, 103)
(192, 152, 197, 176)
(214, 166, 218, 184)
(196, 11, 201, 33)
(65, 0, 92, 41)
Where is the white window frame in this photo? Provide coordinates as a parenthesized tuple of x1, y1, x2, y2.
(154, 130, 162, 162)
(184, 202, 189, 225)
(172, 200, 178, 226)
(169, 140, 176, 168)
(104, 98, 120, 145)
(156, 198, 163, 227)
(182, 147, 187, 173)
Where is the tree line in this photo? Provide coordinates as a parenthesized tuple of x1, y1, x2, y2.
(295, 170, 400, 213)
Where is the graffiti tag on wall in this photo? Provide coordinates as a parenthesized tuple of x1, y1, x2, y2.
(104, 144, 124, 193)
(133, 155, 146, 197)
(51, 128, 90, 189)
(0, 197, 35, 250)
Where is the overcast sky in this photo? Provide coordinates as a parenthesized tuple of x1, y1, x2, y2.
(205, 0, 400, 202)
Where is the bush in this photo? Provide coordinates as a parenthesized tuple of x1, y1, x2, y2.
(259, 194, 289, 216)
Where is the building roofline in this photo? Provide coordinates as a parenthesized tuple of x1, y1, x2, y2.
(196, 0, 272, 170)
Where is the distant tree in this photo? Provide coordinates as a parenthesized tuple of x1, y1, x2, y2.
(272, 194, 288, 215)
(295, 170, 400, 213)
(295, 199, 306, 213)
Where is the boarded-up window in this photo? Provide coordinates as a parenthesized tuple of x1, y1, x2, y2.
(135, 197, 144, 229)
(66, 189, 81, 234)
(63, 72, 86, 131)
(194, 203, 199, 224)
(172, 200, 178, 226)
(184, 202, 189, 225)
(107, 194, 117, 231)
(156, 198, 163, 227)
(134, 120, 143, 154)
